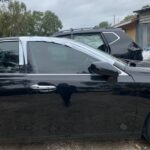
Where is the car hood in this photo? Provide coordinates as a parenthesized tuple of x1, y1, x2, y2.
(125, 66, 150, 82)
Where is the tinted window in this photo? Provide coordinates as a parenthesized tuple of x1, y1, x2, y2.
(103, 32, 119, 44)
(27, 42, 97, 74)
(0, 41, 19, 73)
(74, 34, 105, 50)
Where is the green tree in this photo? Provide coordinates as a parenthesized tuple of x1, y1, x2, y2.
(31, 11, 44, 35)
(42, 11, 62, 36)
(0, 0, 63, 37)
(99, 21, 110, 28)
(8, 1, 28, 36)
(30, 10, 62, 36)
(123, 15, 135, 21)
(0, 11, 11, 36)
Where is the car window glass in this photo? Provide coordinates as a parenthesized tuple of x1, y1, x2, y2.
(27, 42, 97, 74)
(0, 41, 19, 73)
(103, 32, 119, 44)
(74, 34, 104, 50)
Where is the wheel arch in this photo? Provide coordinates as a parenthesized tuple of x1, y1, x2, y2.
(142, 112, 150, 139)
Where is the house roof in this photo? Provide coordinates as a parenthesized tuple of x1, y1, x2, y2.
(114, 17, 138, 28)
(134, 6, 150, 14)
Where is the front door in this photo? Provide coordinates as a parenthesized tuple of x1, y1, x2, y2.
(25, 41, 137, 140)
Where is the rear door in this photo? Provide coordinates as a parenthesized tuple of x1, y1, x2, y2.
(103, 31, 143, 60)
(0, 40, 30, 141)
(25, 41, 137, 140)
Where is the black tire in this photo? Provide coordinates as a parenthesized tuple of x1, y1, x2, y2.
(144, 115, 150, 143)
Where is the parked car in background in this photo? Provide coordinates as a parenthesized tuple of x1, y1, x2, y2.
(53, 28, 143, 61)
(0, 37, 150, 143)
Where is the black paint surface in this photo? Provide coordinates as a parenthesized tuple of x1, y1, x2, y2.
(0, 72, 150, 142)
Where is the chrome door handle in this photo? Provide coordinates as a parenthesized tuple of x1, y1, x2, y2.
(31, 84, 56, 92)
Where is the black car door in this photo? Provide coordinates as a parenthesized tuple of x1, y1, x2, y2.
(0, 40, 30, 140)
(25, 41, 137, 140)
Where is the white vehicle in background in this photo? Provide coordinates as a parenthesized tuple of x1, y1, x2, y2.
(143, 47, 150, 61)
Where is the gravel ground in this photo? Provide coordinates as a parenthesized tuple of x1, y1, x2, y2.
(0, 139, 149, 150)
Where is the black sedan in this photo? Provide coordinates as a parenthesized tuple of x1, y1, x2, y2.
(0, 37, 150, 143)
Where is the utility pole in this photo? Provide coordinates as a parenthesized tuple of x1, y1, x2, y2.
(118, 17, 120, 24)
(113, 15, 116, 25)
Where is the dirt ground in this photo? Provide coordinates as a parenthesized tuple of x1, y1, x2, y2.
(0, 139, 149, 150)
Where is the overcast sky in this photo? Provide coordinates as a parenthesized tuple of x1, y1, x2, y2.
(18, 0, 150, 29)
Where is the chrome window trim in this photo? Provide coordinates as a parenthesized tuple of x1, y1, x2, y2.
(19, 40, 24, 65)
(0, 70, 128, 77)
(27, 71, 128, 77)
(21, 37, 115, 65)
(26, 41, 111, 65)
(25, 40, 127, 76)
(26, 74, 128, 76)
(0, 73, 25, 76)
(19, 37, 127, 75)
(27, 74, 93, 76)
(21, 39, 27, 65)
(0, 40, 23, 65)
(102, 32, 120, 45)
(26, 65, 128, 76)
(0, 37, 128, 77)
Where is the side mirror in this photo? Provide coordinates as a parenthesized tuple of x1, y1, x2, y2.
(89, 62, 119, 82)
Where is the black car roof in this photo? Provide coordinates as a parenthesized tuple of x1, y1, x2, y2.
(53, 27, 123, 36)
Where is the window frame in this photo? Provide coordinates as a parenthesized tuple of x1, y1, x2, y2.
(0, 40, 25, 74)
(26, 41, 100, 75)
(102, 32, 120, 45)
